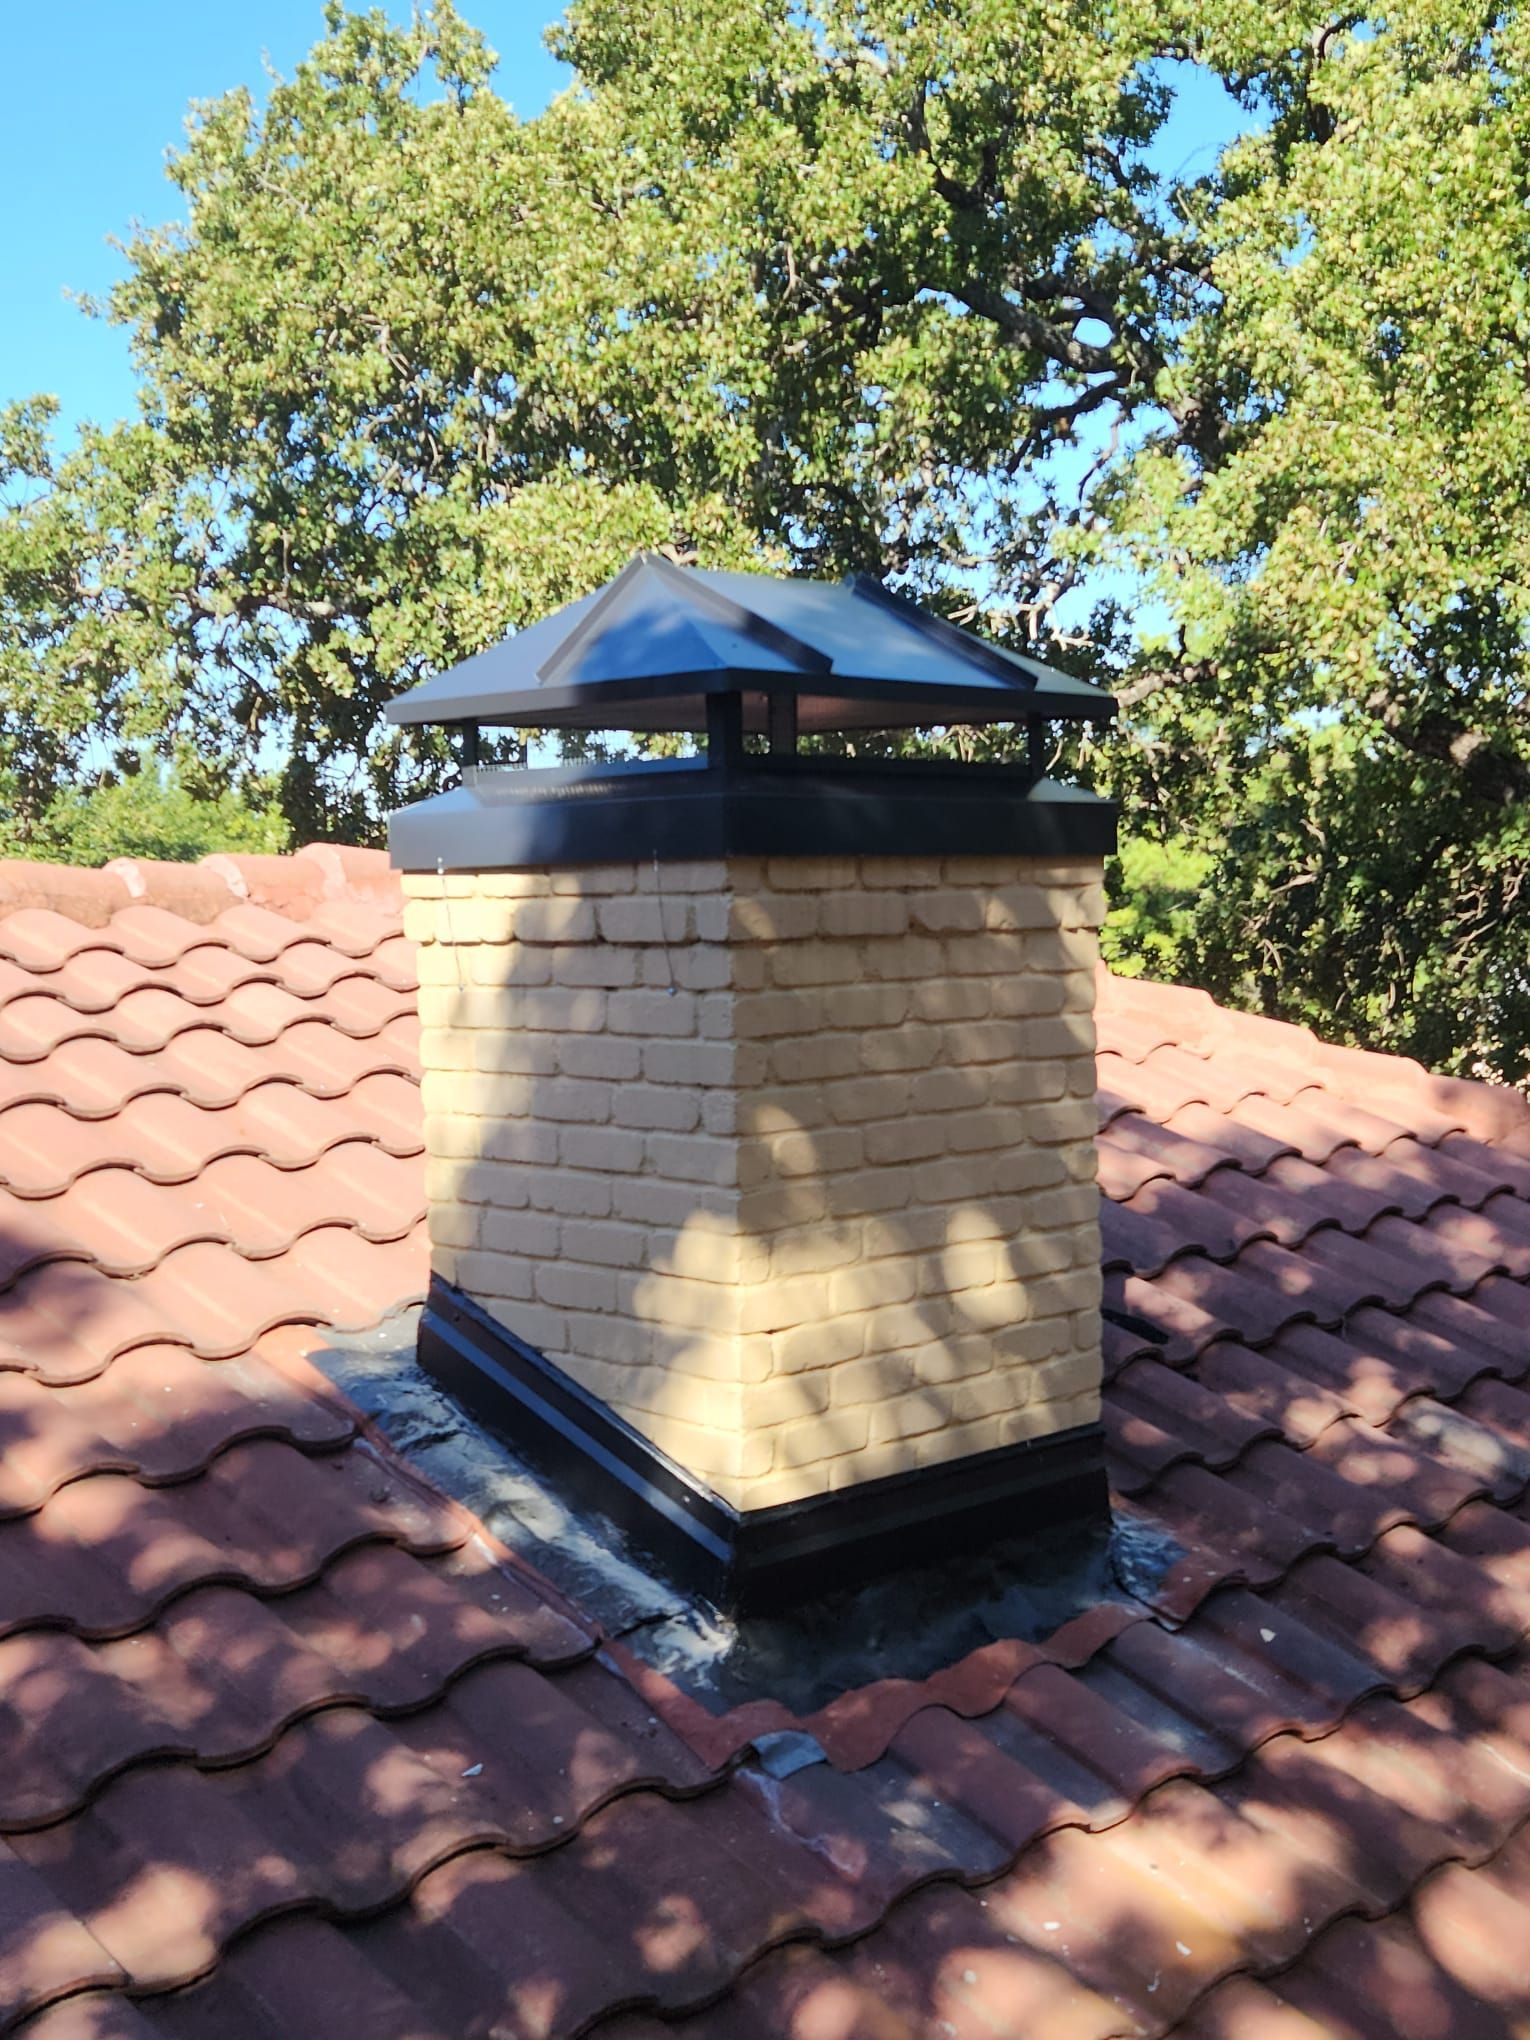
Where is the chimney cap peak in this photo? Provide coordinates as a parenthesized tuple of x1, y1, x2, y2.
(386, 553, 1115, 737)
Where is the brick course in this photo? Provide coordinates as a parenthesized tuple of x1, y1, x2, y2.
(406, 855, 1104, 1509)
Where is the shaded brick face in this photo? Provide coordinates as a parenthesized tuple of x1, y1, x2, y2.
(406, 856, 1104, 1510)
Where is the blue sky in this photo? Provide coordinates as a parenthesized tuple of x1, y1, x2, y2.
(1, 3, 569, 442)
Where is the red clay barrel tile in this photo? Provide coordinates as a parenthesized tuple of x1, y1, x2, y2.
(0, 908, 126, 970)
(0, 1343, 354, 1515)
(107, 908, 219, 970)
(0, 1841, 124, 2023)
(0, 1438, 462, 1640)
(0, 857, 1528, 2036)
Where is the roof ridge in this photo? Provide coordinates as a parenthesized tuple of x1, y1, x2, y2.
(0, 846, 400, 928)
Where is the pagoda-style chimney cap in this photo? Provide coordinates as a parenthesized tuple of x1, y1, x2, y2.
(386, 552, 1115, 737)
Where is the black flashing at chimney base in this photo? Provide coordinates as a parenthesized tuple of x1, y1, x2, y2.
(419, 1278, 1108, 1614)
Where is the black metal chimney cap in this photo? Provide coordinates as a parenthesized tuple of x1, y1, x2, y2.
(385, 553, 1115, 736)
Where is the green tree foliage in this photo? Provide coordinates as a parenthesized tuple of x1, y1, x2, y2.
(1100, 836, 1216, 986)
(9, 757, 290, 867)
(2, 0, 1528, 1077)
(1, 6, 767, 844)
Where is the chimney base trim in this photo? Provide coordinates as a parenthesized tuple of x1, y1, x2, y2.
(419, 1276, 1107, 1615)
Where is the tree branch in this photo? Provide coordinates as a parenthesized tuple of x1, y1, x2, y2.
(940, 274, 1126, 377)
(905, 78, 1003, 215)
(1368, 693, 1530, 806)
(1115, 657, 1216, 710)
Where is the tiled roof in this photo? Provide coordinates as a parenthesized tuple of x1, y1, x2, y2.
(0, 851, 1527, 2037)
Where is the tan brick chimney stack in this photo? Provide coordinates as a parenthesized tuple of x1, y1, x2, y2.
(387, 557, 1115, 1606)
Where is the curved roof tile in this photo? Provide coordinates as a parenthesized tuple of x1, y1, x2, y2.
(0, 854, 1524, 2032)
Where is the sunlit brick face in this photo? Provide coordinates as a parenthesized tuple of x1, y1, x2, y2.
(406, 854, 1105, 1511)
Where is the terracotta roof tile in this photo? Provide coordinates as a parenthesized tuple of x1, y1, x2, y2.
(0, 1846, 124, 2026)
(0, 1228, 427, 1378)
(0, 856, 1526, 2032)
(160, 943, 271, 1005)
(0, 1153, 422, 1288)
(1108, 1355, 1281, 1490)
(0, 1339, 356, 1514)
(1194, 1338, 1360, 1442)
(1201, 1152, 1392, 1240)
(107, 907, 227, 969)
(1099, 1051, 1223, 1125)
(1099, 1114, 1240, 1194)
(1119, 1177, 1271, 1263)
(0, 1082, 419, 1199)
(209, 903, 319, 962)
(0, 911, 115, 972)
(15, 1537, 590, 1773)
(1326, 1135, 1508, 1216)
(1165, 1099, 1300, 1173)
(0, 1437, 465, 1641)
(3, 1666, 709, 1997)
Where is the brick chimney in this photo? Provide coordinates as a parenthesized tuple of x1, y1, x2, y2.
(389, 559, 1115, 1607)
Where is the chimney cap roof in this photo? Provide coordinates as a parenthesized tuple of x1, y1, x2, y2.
(385, 553, 1115, 735)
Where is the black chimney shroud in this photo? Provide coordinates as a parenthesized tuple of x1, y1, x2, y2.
(385, 554, 1119, 869)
